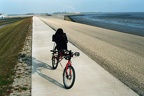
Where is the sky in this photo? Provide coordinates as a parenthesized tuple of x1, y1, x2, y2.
(0, 0, 144, 14)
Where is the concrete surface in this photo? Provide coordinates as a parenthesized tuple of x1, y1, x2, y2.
(32, 16, 138, 96)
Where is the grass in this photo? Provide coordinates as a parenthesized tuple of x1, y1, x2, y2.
(0, 17, 26, 26)
(64, 15, 75, 22)
(0, 17, 32, 95)
(21, 87, 28, 90)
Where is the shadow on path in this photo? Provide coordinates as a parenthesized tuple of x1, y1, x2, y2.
(32, 57, 64, 88)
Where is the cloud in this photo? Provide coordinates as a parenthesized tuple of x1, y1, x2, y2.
(67, 6, 75, 11)
(62, 5, 76, 12)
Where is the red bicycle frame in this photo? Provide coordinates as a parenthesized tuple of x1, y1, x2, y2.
(65, 60, 72, 76)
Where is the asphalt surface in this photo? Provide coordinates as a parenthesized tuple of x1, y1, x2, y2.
(32, 16, 138, 96)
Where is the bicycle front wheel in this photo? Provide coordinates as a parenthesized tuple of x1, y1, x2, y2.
(52, 55, 58, 69)
(63, 66, 75, 89)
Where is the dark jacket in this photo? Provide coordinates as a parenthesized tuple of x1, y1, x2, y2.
(52, 29, 68, 50)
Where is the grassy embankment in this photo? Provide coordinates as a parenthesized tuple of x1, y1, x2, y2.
(64, 15, 75, 21)
(0, 17, 28, 26)
(64, 14, 85, 21)
(0, 17, 32, 95)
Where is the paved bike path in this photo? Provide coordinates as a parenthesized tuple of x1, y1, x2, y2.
(32, 16, 138, 96)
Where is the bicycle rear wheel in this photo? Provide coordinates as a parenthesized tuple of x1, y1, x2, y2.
(63, 66, 75, 89)
(52, 55, 58, 69)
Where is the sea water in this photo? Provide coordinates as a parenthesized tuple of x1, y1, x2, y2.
(70, 12, 144, 36)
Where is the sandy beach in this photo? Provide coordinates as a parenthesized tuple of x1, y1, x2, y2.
(39, 16, 144, 95)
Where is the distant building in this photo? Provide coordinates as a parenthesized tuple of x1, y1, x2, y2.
(0, 13, 4, 19)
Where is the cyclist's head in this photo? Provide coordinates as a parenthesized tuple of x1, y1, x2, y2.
(56, 28, 63, 35)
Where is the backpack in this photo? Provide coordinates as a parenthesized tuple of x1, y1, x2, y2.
(55, 33, 68, 50)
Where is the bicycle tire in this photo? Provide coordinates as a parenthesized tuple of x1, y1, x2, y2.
(63, 66, 75, 89)
(52, 55, 58, 69)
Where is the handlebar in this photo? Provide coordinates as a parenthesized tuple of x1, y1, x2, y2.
(51, 49, 80, 60)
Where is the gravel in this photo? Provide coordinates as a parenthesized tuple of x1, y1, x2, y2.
(10, 35, 32, 96)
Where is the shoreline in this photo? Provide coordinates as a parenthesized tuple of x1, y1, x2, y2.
(64, 14, 144, 37)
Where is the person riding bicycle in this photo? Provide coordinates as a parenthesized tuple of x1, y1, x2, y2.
(52, 28, 68, 52)
(51, 29, 79, 89)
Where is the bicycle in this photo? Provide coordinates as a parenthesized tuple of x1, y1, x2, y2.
(50, 49, 80, 89)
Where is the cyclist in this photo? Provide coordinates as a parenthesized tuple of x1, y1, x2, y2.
(52, 28, 68, 51)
